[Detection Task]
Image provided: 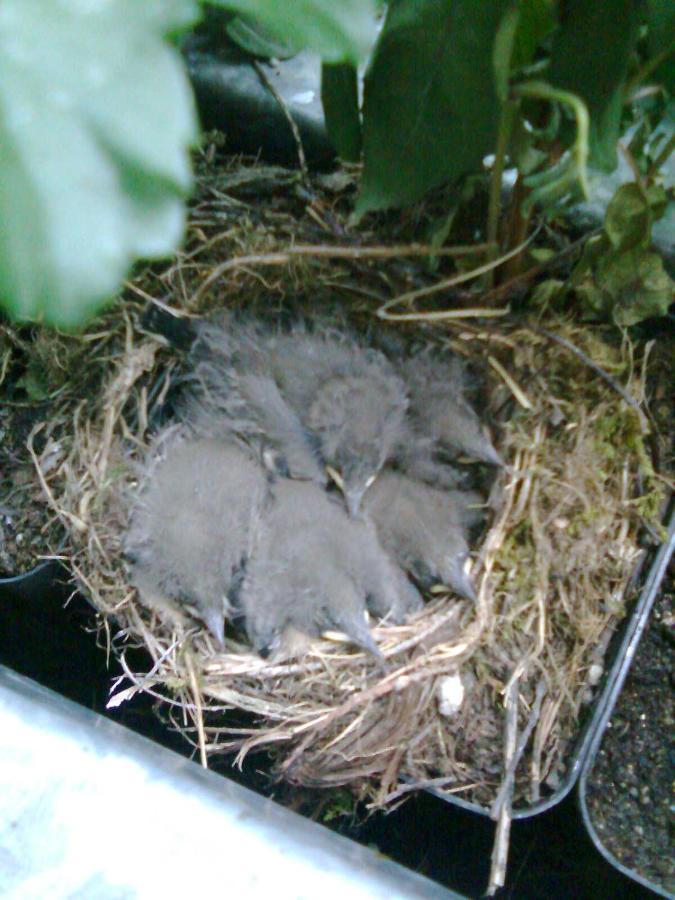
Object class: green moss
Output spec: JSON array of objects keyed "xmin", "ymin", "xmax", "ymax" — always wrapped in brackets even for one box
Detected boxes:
[{"xmin": 320, "ymin": 788, "xmax": 357, "ymax": 823}]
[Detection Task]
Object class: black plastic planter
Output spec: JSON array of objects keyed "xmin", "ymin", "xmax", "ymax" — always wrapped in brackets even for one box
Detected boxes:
[
  {"xmin": 420, "ymin": 505, "xmax": 675, "ymax": 826},
  {"xmin": 577, "ymin": 507, "xmax": 675, "ymax": 899},
  {"xmin": 182, "ymin": 36, "xmax": 335, "ymax": 169}
]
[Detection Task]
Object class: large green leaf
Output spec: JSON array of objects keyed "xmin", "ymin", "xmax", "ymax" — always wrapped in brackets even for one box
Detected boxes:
[
  {"xmin": 321, "ymin": 63, "xmax": 362, "ymax": 162},
  {"xmin": 646, "ymin": 0, "xmax": 675, "ymax": 92},
  {"xmin": 493, "ymin": 0, "xmax": 557, "ymax": 98},
  {"xmin": 548, "ymin": 0, "xmax": 641, "ymax": 171},
  {"xmin": 356, "ymin": 0, "xmax": 509, "ymax": 214},
  {"xmin": 208, "ymin": 0, "xmax": 378, "ymax": 64},
  {"xmin": 0, "ymin": 0, "xmax": 199, "ymax": 328}
]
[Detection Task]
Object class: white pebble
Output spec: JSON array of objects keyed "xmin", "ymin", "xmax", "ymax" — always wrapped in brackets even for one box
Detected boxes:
[
  {"xmin": 588, "ymin": 663, "xmax": 604, "ymax": 686},
  {"xmin": 437, "ymin": 672, "xmax": 465, "ymax": 717}
]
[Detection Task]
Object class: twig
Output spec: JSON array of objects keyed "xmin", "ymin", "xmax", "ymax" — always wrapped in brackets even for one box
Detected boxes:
[
  {"xmin": 488, "ymin": 355, "xmax": 533, "ymax": 409},
  {"xmin": 27, "ymin": 424, "xmax": 87, "ymax": 533},
  {"xmin": 487, "ymin": 675, "xmax": 521, "ymax": 895},
  {"xmin": 647, "ymin": 130, "xmax": 675, "ymax": 181},
  {"xmin": 253, "ymin": 60, "xmax": 308, "ymax": 181},
  {"xmin": 289, "ymin": 242, "xmax": 489, "ymax": 260},
  {"xmin": 190, "ymin": 244, "xmax": 488, "ymax": 308},
  {"xmin": 491, "ymin": 680, "xmax": 547, "ymax": 819},
  {"xmin": 377, "ymin": 306, "xmax": 511, "ymax": 323},
  {"xmin": 377, "ymin": 228, "xmax": 541, "ymax": 317},
  {"xmin": 377, "ymin": 774, "xmax": 459, "ymax": 805},
  {"xmin": 480, "ymin": 229, "xmax": 598, "ymax": 305},
  {"xmin": 186, "ymin": 651, "xmax": 209, "ymax": 769},
  {"xmin": 486, "ymin": 99, "xmax": 517, "ymax": 286}
]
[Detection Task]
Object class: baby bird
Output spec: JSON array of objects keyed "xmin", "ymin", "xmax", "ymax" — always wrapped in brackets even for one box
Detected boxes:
[
  {"xmin": 266, "ymin": 329, "xmax": 409, "ymax": 513},
  {"xmin": 306, "ymin": 370, "xmax": 409, "ymax": 515},
  {"xmin": 190, "ymin": 317, "xmax": 410, "ymax": 514},
  {"xmin": 240, "ymin": 478, "xmax": 422, "ymax": 659},
  {"xmin": 185, "ymin": 318, "xmax": 326, "ymax": 483},
  {"xmin": 125, "ymin": 432, "xmax": 269, "ymax": 645},
  {"xmin": 399, "ymin": 348, "xmax": 503, "ymax": 467},
  {"xmin": 362, "ymin": 471, "xmax": 484, "ymax": 601}
]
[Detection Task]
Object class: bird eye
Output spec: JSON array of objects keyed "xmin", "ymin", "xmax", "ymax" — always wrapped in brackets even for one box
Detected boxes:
[{"xmin": 326, "ymin": 465, "xmax": 345, "ymax": 491}]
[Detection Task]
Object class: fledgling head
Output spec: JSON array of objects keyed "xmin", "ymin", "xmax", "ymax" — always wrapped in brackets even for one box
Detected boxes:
[
  {"xmin": 409, "ymin": 535, "xmax": 476, "ymax": 602},
  {"xmin": 447, "ymin": 397, "xmax": 503, "ymax": 467},
  {"xmin": 308, "ymin": 372, "xmax": 408, "ymax": 516}
]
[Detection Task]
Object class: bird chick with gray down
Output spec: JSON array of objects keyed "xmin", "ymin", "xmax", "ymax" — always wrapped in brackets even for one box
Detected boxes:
[
  {"xmin": 307, "ymin": 369, "xmax": 409, "ymax": 516},
  {"xmin": 125, "ymin": 433, "xmax": 269, "ymax": 646},
  {"xmin": 362, "ymin": 471, "xmax": 484, "ymax": 601},
  {"xmin": 253, "ymin": 326, "xmax": 411, "ymax": 514},
  {"xmin": 398, "ymin": 348, "xmax": 503, "ymax": 467},
  {"xmin": 240, "ymin": 479, "xmax": 422, "ymax": 659},
  {"xmin": 265, "ymin": 327, "xmax": 383, "ymax": 409},
  {"xmin": 192, "ymin": 318, "xmax": 410, "ymax": 514},
  {"xmin": 185, "ymin": 318, "xmax": 326, "ymax": 484}
]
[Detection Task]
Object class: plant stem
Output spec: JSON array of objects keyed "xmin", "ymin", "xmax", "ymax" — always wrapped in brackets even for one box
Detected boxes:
[
  {"xmin": 513, "ymin": 81, "xmax": 590, "ymax": 199},
  {"xmin": 623, "ymin": 42, "xmax": 675, "ymax": 101},
  {"xmin": 647, "ymin": 131, "xmax": 675, "ymax": 181},
  {"xmin": 486, "ymin": 100, "xmax": 517, "ymax": 288}
]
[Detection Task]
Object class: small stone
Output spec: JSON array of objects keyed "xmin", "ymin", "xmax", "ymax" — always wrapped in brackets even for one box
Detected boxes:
[
  {"xmin": 588, "ymin": 663, "xmax": 603, "ymax": 686},
  {"xmin": 437, "ymin": 672, "xmax": 465, "ymax": 717}
]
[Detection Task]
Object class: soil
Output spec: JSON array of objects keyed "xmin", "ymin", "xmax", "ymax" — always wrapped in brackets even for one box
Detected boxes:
[
  {"xmin": 585, "ymin": 577, "xmax": 675, "ymax": 895},
  {"xmin": 0, "ymin": 400, "xmax": 59, "ymax": 578}
]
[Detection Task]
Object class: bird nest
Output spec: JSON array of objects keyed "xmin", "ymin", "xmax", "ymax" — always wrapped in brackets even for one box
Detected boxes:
[{"xmin": 22, "ymin": 152, "xmax": 666, "ymax": 820}]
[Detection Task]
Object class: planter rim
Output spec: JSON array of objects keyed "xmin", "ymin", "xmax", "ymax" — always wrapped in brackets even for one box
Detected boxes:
[{"xmin": 576, "ymin": 503, "xmax": 675, "ymax": 896}]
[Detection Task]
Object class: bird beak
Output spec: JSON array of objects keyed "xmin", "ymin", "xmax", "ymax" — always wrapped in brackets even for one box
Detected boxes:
[
  {"xmin": 326, "ymin": 465, "xmax": 345, "ymax": 491},
  {"xmin": 326, "ymin": 466, "xmax": 366, "ymax": 517},
  {"xmin": 448, "ymin": 566, "xmax": 477, "ymax": 602},
  {"xmin": 203, "ymin": 608, "xmax": 225, "ymax": 649},
  {"xmin": 480, "ymin": 443, "xmax": 504, "ymax": 467},
  {"xmin": 345, "ymin": 489, "xmax": 365, "ymax": 518}
]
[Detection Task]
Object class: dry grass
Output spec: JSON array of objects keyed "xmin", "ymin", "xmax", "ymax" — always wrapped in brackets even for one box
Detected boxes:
[{"xmin": 4, "ymin": 147, "xmax": 669, "ymax": 818}]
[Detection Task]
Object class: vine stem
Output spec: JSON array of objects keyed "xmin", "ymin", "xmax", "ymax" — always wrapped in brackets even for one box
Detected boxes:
[{"xmin": 486, "ymin": 99, "xmax": 517, "ymax": 288}]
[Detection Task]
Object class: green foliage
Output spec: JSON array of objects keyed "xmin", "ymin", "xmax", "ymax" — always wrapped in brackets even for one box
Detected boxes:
[
  {"xmin": 0, "ymin": 0, "xmax": 378, "ymax": 329},
  {"xmin": 0, "ymin": 0, "xmax": 671, "ymax": 329},
  {"xmin": 321, "ymin": 63, "xmax": 362, "ymax": 162},
  {"xmin": 493, "ymin": 0, "xmax": 557, "ymax": 100},
  {"xmin": 571, "ymin": 183, "xmax": 674, "ymax": 326},
  {"xmin": 207, "ymin": 0, "xmax": 378, "ymax": 65},
  {"xmin": 547, "ymin": 0, "xmax": 642, "ymax": 171},
  {"xmin": 224, "ymin": 14, "xmax": 300, "ymax": 58},
  {"xmin": 0, "ymin": 0, "xmax": 199, "ymax": 329},
  {"xmin": 646, "ymin": 0, "xmax": 675, "ymax": 92},
  {"xmin": 356, "ymin": 0, "xmax": 509, "ymax": 214}
]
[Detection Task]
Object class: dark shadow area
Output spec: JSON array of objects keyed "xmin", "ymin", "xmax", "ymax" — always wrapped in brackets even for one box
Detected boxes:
[{"xmin": 0, "ymin": 563, "xmax": 660, "ymax": 898}]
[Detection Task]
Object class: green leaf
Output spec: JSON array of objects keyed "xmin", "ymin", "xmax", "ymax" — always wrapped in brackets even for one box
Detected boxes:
[
  {"xmin": 207, "ymin": 0, "xmax": 378, "ymax": 64},
  {"xmin": 601, "ymin": 248, "xmax": 674, "ymax": 326},
  {"xmin": 0, "ymin": 0, "xmax": 199, "ymax": 329},
  {"xmin": 321, "ymin": 63, "xmax": 362, "ymax": 162},
  {"xmin": 509, "ymin": 0, "xmax": 557, "ymax": 72},
  {"xmin": 225, "ymin": 14, "xmax": 300, "ymax": 58},
  {"xmin": 530, "ymin": 277, "xmax": 566, "ymax": 308},
  {"xmin": 493, "ymin": 0, "xmax": 557, "ymax": 96},
  {"xmin": 548, "ymin": 0, "xmax": 641, "ymax": 171},
  {"xmin": 604, "ymin": 183, "xmax": 652, "ymax": 251},
  {"xmin": 493, "ymin": 5, "xmax": 522, "ymax": 102},
  {"xmin": 357, "ymin": 0, "xmax": 509, "ymax": 214},
  {"xmin": 572, "ymin": 184, "xmax": 674, "ymax": 326},
  {"xmin": 647, "ymin": 0, "xmax": 675, "ymax": 93}
]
